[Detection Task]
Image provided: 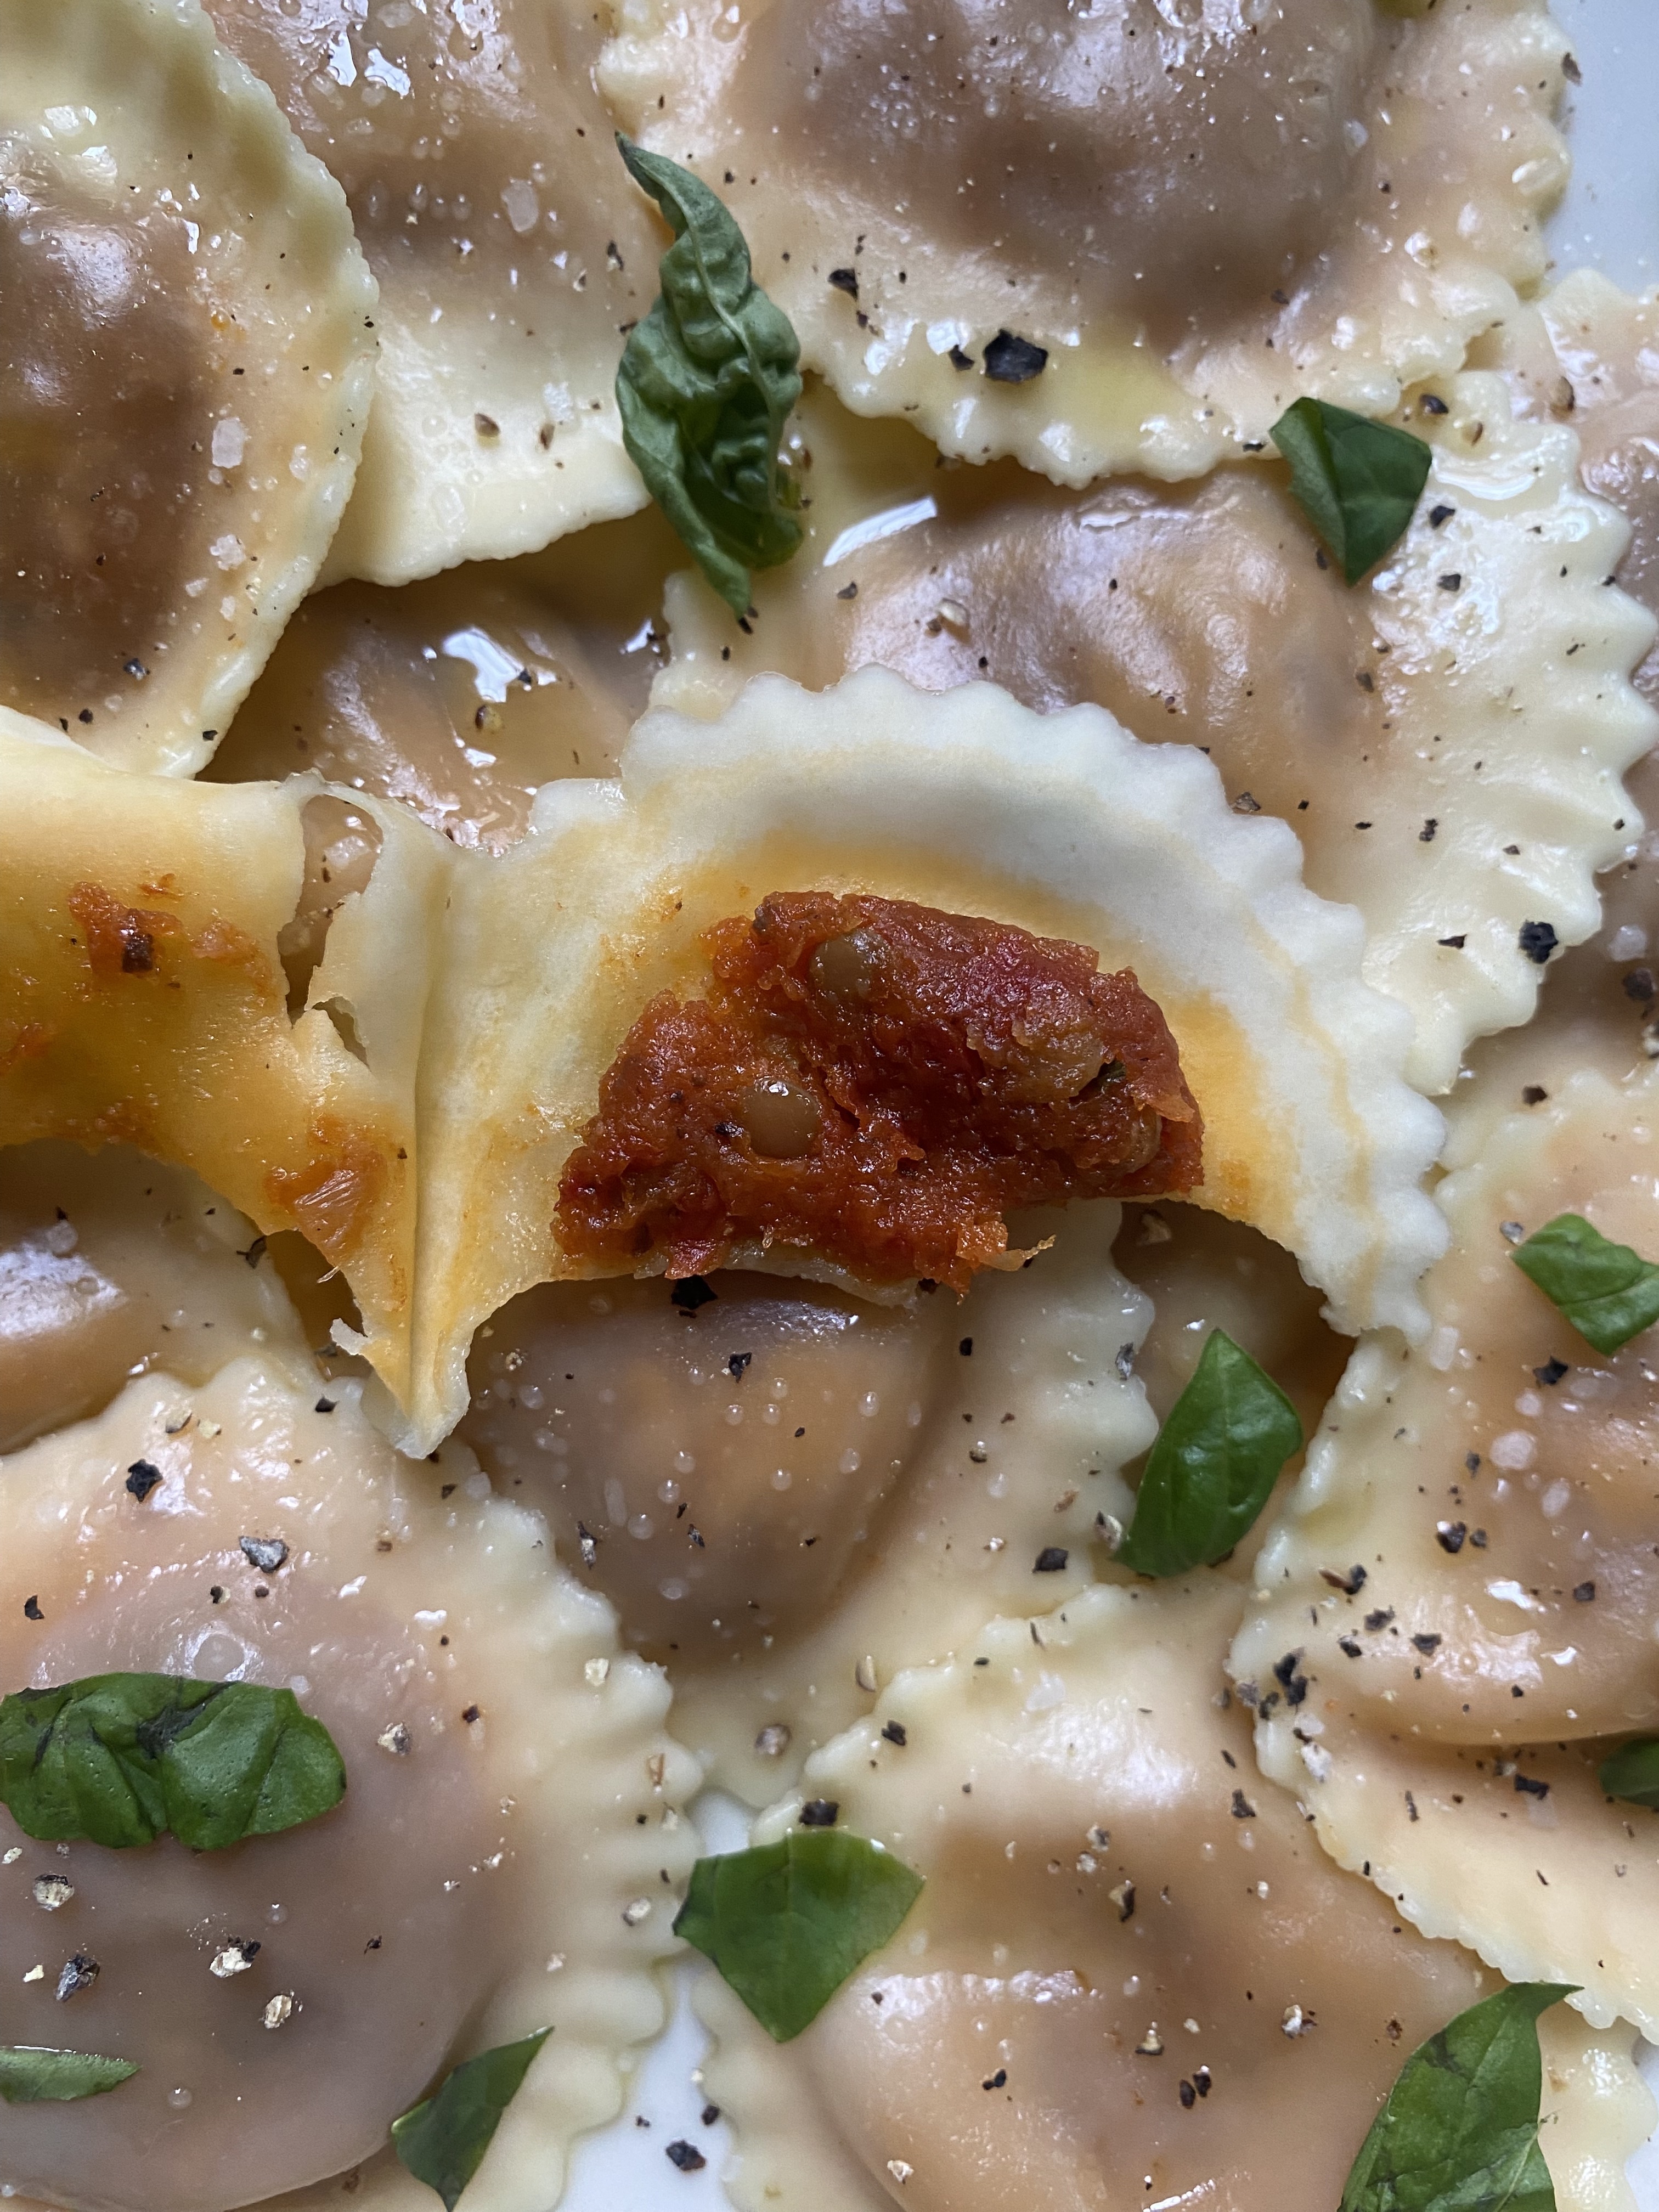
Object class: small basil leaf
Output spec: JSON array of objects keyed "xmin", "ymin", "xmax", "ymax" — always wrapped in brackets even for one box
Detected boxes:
[
  {"xmin": 0, "ymin": 2047, "xmax": 139, "ymax": 2103},
  {"xmin": 674, "ymin": 1828, "xmax": 924, "ymax": 2042},
  {"xmin": 391, "ymin": 2028, "xmax": 552, "ymax": 2211},
  {"xmin": 1511, "ymin": 1212, "xmax": 1659, "ymax": 1355},
  {"xmin": 1269, "ymin": 397, "xmax": 1433, "ymax": 585},
  {"xmin": 1340, "ymin": 1982, "xmax": 1576, "ymax": 2212},
  {"xmin": 614, "ymin": 136, "xmax": 803, "ymax": 617},
  {"xmin": 0, "ymin": 1674, "xmax": 346, "ymax": 1850},
  {"xmin": 1116, "ymin": 1329, "xmax": 1302, "ymax": 1578},
  {"xmin": 1598, "ymin": 1737, "xmax": 1659, "ymax": 1808}
]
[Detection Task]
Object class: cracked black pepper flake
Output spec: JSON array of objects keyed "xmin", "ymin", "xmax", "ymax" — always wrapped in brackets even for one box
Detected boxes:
[
  {"xmin": 1405, "ymin": 1791, "xmax": 1419, "ymax": 1822},
  {"xmin": 1573, "ymin": 1580, "xmax": 1596, "ymax": 1602},
  {"xmin": 959, "ymin": 1337, "xmax": 973, "ymax": 1357},
  {"xmin": 1429, "ymin": 503, "xmax": 1455, "ymax": 527},
  {"xmin": 461, "ymin": 1705, "xmax": 481, "ymax": 1724},
  {"xmin": 981, "ymin": 2068, "xmax": 1007, "ymax": 2090},
  {"xmin": 1318, "ymin": 1564, "xmax": 1366, "ymax": 1594},
  {"xmin": 836, "ymin": 581, "xmax": 858, "ymax": 600},
  {"xmin": 1034, "ymin": 1547, "xmax": 1069, "ymax": 1573},
  {"xmin": 881, "ymin": 1720, "xmax": 908, "ymax": 1747},
  {"xmin": 1194, "ymin": 2066, "xmax": 1211, "ymax": 2097},
  {"xmin": 1438, "ymin": 934, "xmax": 1466, "ymax": 949},
  {"xmin": 1437, "ymin": 572, "xmax": 1462, "ymax": 591},
  {"xmin": 701, "ymin": 2103, "xmax": 720, "ymax": 2126},
  {"xmin": 240, "ymin": 1537, "xmax": 289, "ymax": 1573},
  {"xmin": 1521, "ymin": 1085, "xmax": 1548, "ymax": 1105},
  {"xmin": 1514, "ymin": 1773, "xmax": 1550, "ymax": 1799},
  {"xmin": 314, "ymin": 1397, "xmax": 336, "ymax": 1414},
  {"xmin": 827, "ymin": 267, "xmax": 857, "ymax": 300},
  {"xmin": 1338, "ymin": 1636, "xmax": 1362, "ymax": 1658},
  {"xmin": 799, "ymin": 1799, "xmax": 839, "ymax": 1827},
  {"xmin": 982, "ymin": 329, "xmax": 1047, "ymax": 383},
  {"xmin": 948, "ymin": 344, "xmax": 974, "ymax": 370},
  {"xmin": 1420, "ymin": 394, "xmax": 1449, "ymax": 416},
  {"xmin": 727, "ymin": 1351, "xmax": 753, "ymax": 1379},
  {"xmin": 239, "ymin": 1234, "xmax": 267, "ymax": 1269},
  {"xmin": 1533, "ymin": 1358, "xmax": 1568, "ymax": 1386},
  {"xmin": 670, "ymin": 1276, "xmax": 718, "ymax": 1313},
  {"xmin": 55, "ymin": 1954, "xmax": 99, "ymax": 2001},
  {"xmin": 23, "ymin": 1596, "xmax": 44, "ymax": 1621},
  {"xmin": 125, "ymin": 1461, "xmax": 163, "ymax": 1502},
  {"xmin": 1180, "ymin": 2079, "xmax": 1197, "ymax": 2109},
  {"xmin": 577, "ymin": 1522, "xmax": 599, "ymax": 1567},
  {"xmin": 1231, "ymin": 1789, "xmax": 1256, "ymax": 1820},
  {"xmin": 1518, "ymin": 920, "xmax": 1558, "ymax": 965},
  {"xmin": 1623, "ymin": 968, "xmax": 1656, "ymax": 1004},
  {"xmin": 665, "ymin": 2141, "xmax": 706, "ymax": 2172},
  {"xmin": 1411, "ymin": 1633, "xmax": 1442, "ymax": 1655},
  {"xmin": 1435, "ymin": 1521, "xmax": 1467, "ymax": 1554},
  {"xmin": 1272, "ymin": 1652, "xmax": 1308, "ymax": 1707}
]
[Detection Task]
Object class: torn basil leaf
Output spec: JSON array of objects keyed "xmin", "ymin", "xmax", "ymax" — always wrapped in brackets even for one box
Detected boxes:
[
  {"xmin": 0, "ymin": 2047, "xmax": 139, "ymax": 2104},
  {"xmin": 1340, "ymin": 1982, "xmax": 1574, "ymax": 2212},
  {"xmin": 675, "ymin": 1827, "xmax": 924, "ymax": 2042},
  {"xmin": 391, "ymin": 2028, "xmax": 552, "ymax": 2210},
  {"xmin": 614, "ymin": 137, "xmax": 802, "ymax": 618},
  {"xmin": 0, "ymin": 1674, "xmax": 346, "ymax": 1850},
  {"xmin": 1598, "ymin": 1737, "xmax": 1659, "ymax": 1808},
  {"xmin": 1116, "ymin": 1329, "xmax": 1302, "ymax": 1578},
  {"xmin": 1511, "ymin": 1212, "xmax": 1659, "ymax": 1355},
  {"xmin": 1269, "ymin": 398, "xmax": 1432, "ymax": 585}
]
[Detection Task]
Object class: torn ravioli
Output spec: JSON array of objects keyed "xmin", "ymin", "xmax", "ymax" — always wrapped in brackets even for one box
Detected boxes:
[
  {"xmin": 0, "ymin": 1141, "xmax": 313, "ymax": 1454},
  {"xmin": 0, "ymin": 1355, "xmax": 697, "ymax": 2212},
  {"xmin": 0, "ymin": 708, "xmax": 447, "ymax": 1416},
  {"xmin": 697, "ymin": 1581, "xmax": 1644, "ymax": 2212},
  {"xmin": 0, "ymin": 0, "xmax": 376, "ymax": 777},
  {"xmin": 203, "ymin": 0, "xmax": 656, "ymax": 586},
  {"xmin": 410, "ymin": 666, "xmax": 1445, "ymax": 1454},
  {"xmin": 462, "ymin": 1200, "xmax": 1152, "ymax": 1800},
  {"xmin": 601, "ymin": 0, "xmax": 1566, "ymax": 486},
  {"xmin": 1234, "ymin": 1060, "xmax": 1659, "ymax": 2031},
  {"xmin": 206, "ymin": 510, "xmax": 684, "ymax": 850},
  {"xmin": 658, "ymin": 377, "xmax": 1656, "ymax": 1096}
]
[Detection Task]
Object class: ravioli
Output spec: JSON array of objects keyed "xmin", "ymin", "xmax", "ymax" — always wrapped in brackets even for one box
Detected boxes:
[
  {"xmin": 602, "ymin": 0, "xmax": 1567, "ymax": 486},
  {"xmin": 0, "ymin": 0, "xmax": 376, "ymax": 776},
  {"xmin": 464, "ymin": 1199, "xmax": 1154, "ymax": 1799},
  {"xmin": 0, "ymin": 1141, "xmax": 310, "ymax": 1454},
  {"xmin": 693, "ymin": 1581, "xmax": 1650, "ymax": 2212},
  {"xmin": 658, "ymin": 377, "xmax": 1656, "ymax": 1093},
  {"xmin": 1233, "ymin": 1060, "xmax": 1659, "ymax": 2034},
  {"xmin": 205, "ymin": 514, "xmax": 683, "ymax": 849},
  {"xmin": 0, "ymin": 1354, "xmax": 697, "ymax": 2212},
  {"xmin": 0, "ymin": 709, "xmax": 447, "ymax": 1417},
  {"xmin": 1459, "ymin": 272, "xmax": 1659, "ymax": 1098},
  {"xmin": 413, "ymin": 666, "xmax": 1446, "ymax": 1452},
  {"xmin": 202, "ymin": 0, "xmax": 658, "ymax": 585}
]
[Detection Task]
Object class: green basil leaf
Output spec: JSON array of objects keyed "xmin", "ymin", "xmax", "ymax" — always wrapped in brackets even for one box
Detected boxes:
[
  {"xmin": 614, "ymin": 136, "xmax": 803, "ymax": 617},
  {"xmin": 0, "ymin": 2047, "xmax": 139, "ymax": 2103},
  {"xmin": 1598, "ymin": 1737, "xmax": 1659, "ymax": 1808},
  {"xmin": 1269, "ymin": 398, "xmax": 1433, "ymax": 585},
  {"xmin": 1511, "ymin": 1212, "xmax": 1659, "ymax": 1355},
  {"xmin": 674, "ymin": 1827, "xmax": 924, "ymax": 2042},
  {"xmin": 391, "ymin": 2028, "xmax": 552, "ymax": 2210},
  {"xmin": 1340, "ymin": 1982, "xmax": 1576, "ymax": 2212},
  {"xmin": 1116, "ymin": 1329, "xmax": 1302, "ymax": 1578},
  {"xmin": 0, "ymin": 1674, "xmax": 346, "ymax": 1850}
]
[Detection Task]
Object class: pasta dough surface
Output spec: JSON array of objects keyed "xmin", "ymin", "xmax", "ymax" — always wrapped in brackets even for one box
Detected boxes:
[
  {"xmin": 205, "ymin": 0, "xmax": 656, "ymax": 583},
  {"xmin": 0, "ymin": 0, "xmax": 376, "ymax": 775},
  {"xmin": 603, "ymin": 0, "xmax": 1567, "ymax": 484}
]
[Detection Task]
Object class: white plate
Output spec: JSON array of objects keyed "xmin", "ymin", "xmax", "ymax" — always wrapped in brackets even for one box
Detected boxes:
[{"xmin": 559, "ymin": 8, "xmax": 1659, "ymax": 2203}]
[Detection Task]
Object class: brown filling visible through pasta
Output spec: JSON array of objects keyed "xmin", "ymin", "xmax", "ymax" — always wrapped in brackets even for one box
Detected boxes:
[{"xmin": 556, "ymin": 891, "xmax": 1201, "ymax": 1289}]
